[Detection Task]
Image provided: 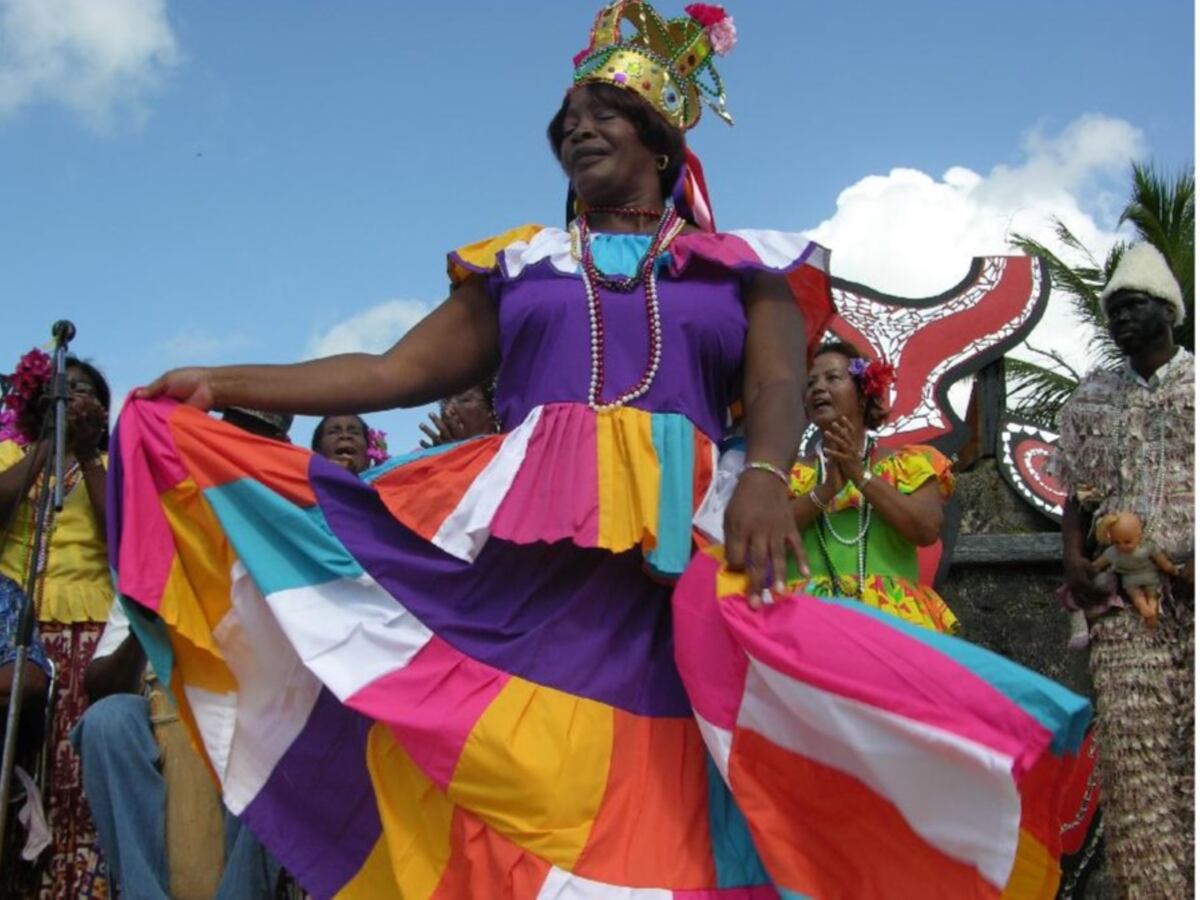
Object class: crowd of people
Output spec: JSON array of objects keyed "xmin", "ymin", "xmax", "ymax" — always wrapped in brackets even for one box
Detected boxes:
[{"xmin": 0, "ymin": 2, "xmax": 1192, "ymax": 898}]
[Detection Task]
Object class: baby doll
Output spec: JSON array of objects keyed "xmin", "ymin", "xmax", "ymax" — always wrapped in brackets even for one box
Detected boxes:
[{"xmin": 1091, "ymin": 511, "xmax": 1179, "ymax": 631}]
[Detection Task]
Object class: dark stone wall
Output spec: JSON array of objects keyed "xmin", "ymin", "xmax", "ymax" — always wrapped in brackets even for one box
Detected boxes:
[{"xmin": 940, "ymin": 460, "xmax": 1092, "ymax": 696}]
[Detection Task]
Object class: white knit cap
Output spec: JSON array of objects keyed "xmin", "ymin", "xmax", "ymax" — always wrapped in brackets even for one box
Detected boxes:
[{"xmin": 1099, "ymin": 242, "xmax": 1185, "ymax": 325}]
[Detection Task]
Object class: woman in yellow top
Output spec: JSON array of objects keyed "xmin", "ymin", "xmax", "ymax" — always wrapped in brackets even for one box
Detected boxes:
[
  {"xmin": 0, "ymin": 351, "xmax": 112, "ymax": 899},
  {"xmin": 787, "ymin": 341, "xmax": 959, "ymax": 634}
]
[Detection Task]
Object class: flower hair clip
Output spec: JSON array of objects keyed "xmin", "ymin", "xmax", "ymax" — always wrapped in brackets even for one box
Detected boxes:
[
  {"xmin": 366, "ymin": 428, "xmax": 389, "ymax": 465},
  {"xmin": 847, "ymin": 357, "xmax": 896, "ymax": 400},
  {"xmin": 1, "ymin": 348, "xmax": 53, "ymax": 446}
]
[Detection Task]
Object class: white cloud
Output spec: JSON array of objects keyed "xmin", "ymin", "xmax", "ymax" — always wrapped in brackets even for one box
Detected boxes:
[
  {"xmin": 0, "ymin": 0, "xmax": 180, "ymax": 130},
  {"xmin": 156, "ymin": 326, "xmax": 255, "ymax": 362},
  {"xmin": 805, "ymin": 114, "xmax": 1144, "ymax": 378},
  {"xmin": 306, "ymin": 299, "xmax": 435, "ymax": 359}
]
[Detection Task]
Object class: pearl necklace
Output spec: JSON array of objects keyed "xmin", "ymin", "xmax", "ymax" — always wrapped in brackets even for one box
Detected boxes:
[
  {"xmin": 813, "ymin": 437, "xmax": 875, "ymax": 599},
  {"xmin": 572, "ymin": 202, "xmax": 684, "ymax": 412}
]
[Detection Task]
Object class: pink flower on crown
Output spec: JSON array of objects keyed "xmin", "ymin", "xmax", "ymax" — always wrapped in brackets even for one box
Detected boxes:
[{"xmin": 707, "ymin": 16, "xmax": 736, "ymax": 55}]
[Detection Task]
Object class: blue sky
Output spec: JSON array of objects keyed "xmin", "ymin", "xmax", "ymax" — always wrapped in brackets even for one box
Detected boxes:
[{"xmin": 0, "ymin": 0, "xmax": 1193, "ymax": 449}]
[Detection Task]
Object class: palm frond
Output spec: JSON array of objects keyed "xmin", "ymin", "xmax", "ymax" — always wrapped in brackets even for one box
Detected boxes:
[
  {"xmin": 1004, "ymin": 355, "xmax": 1080, "ymax": 429},
  {"xmin": 1011, "ymin": 230, "xmax": 1117, "ymax": 361}
]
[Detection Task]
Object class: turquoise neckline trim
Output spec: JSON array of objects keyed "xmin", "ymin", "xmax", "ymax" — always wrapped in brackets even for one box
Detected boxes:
[{"xmin": 588, "ymin": 233, "xmax": 669, "ymax": 278}]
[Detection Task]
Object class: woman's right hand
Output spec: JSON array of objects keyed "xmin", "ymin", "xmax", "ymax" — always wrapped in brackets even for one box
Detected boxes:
[
  {"xmin": 818, "ymin": 447, "xmax": 845, "ymax": 501},
  {"xmin": 814, "ymin": 429, "xmax": 846, "ymax": 505},
  {"xmin": 67, "ymin": 394, "xmax": 108, "ymax": 462},
  {"xmin": 136, "ymin": 367, "xmax": 216, "ymax": 410}
]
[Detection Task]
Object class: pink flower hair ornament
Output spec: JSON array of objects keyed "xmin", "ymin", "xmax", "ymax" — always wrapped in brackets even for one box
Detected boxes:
[
  {"xmin": 366, "ymin": 427, "xmax": 389, "ymax": 465},
  {"xmin": 0, "ymin": 348, "xmax": 53, "ymax": 446}
]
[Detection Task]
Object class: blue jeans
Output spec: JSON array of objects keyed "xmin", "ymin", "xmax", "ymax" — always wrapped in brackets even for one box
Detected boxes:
[{"xmin": 70, "ymin": 694, "xmax": 280, "ymax": 899}]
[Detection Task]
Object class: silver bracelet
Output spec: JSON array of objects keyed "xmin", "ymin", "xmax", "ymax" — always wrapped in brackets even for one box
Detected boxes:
[
  {"xmin": 859, "ymin": 469, "xmax": 874, "ymax": 488},
  {"xmin": 744, "ymin": 460, "xmax": 794, "ymax": 495}
]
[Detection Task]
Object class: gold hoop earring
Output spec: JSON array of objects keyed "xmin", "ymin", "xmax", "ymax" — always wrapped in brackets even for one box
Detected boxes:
[{"xmin": 656, "ymin": 155, "xmax": 669, "ymax": 171}]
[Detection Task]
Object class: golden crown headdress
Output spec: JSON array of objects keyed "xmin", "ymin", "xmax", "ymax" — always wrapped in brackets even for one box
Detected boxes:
[{"xmin": 572, "ymin": 2, "xmax": 736, "ymax": 131}]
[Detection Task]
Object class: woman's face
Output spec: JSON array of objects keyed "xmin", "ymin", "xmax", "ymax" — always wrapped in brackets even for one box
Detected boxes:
[
  {"xmin": 558, "ymin": 87, "xmax": 659, "ymax": 206},
  {"xmin": 318, "ymin": 416, "xmax": 369, "ymax": 474},
  {"xmin": 66, "ymin": 365, "xmax": 99, "ymax": 400},
  {"xmin": 805, "ymin": 353, "xmax": 865, "ymax": 430},
  {"xmin": 442, "ymin": 388, "xmax": 494, "ymax": 439}
]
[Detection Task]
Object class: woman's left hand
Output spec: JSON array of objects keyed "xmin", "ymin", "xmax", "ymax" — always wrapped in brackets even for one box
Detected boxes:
[{"xmin": 724, "ymin": 469, "xmax": 808, "ymax": 609}]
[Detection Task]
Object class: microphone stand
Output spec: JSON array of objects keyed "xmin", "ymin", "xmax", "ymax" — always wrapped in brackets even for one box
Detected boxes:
[{"xmin": 0, "ymin": 320, "xmax": 75, "ymax": 855}]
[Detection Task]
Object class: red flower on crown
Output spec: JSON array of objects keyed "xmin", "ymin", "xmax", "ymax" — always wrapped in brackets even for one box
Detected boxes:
[{"xmin": 684, "ymin": 3, "xmax": 728, "ymax": 27}]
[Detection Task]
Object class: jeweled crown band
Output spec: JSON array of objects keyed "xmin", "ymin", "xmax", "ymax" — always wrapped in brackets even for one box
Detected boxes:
[{"xmin": 572, "ymin": 1, "xmax": 735, "ymax": 132}]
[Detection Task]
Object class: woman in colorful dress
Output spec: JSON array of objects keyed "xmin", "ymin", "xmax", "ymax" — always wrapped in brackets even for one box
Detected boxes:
[
  {"xmin": 116, "ymin": 3, "xmax": 1089, "ymax": 897},
  {"xmin": 787, "ymin": 340, "xmax": 959, "ymax": 632},
  {"xmin": 0, "ymin": 352, "xmax": 112, "ymax": 898}
]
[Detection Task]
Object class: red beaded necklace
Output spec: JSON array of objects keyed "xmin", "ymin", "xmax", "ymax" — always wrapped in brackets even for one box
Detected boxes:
[
  {"xmin": 586, "ymin": 206, "xmax": 665, "ymax": 219},
  {"xmin": 573, "ymin": 202, "xmax": 684, "ymax": 411}
]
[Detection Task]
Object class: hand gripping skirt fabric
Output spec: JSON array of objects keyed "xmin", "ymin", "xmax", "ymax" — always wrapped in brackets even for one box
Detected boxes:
[{"xmin": 676, "ymin": 547, "xmax": 1092, "ymax": 900}]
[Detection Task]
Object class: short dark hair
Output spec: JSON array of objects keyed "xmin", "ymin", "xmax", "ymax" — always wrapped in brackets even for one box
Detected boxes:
[
  {"xmin": 310, "ymin": 414, "xmax": 369, "ymax": 452},
  {"xmin": 66, "ymin": 357, "xmax": 111, "ymax": 414},
  {"xmin": 547, "ymin": 83, "xmax": 686, "ymax": 202},
  {"xmin": 814, "ymin": 340, "xmax": 889, "ymax": 430}
]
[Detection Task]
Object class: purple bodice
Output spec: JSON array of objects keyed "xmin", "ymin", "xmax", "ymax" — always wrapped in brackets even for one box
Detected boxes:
[{"xmin": 491, "ymin": 254, "xmax": 746, "ymax": 443}]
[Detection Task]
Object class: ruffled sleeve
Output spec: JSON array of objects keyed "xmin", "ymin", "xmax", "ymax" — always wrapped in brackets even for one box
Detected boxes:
[
  {"xmin": 446, "ymin": 224, "xmax": 546, "ymax": 287},
  {"xmin": 669, "ymin": 230, "xmax": 834, "ymax": 357},
  {"xmin": 880, "ymin": 445, "xmax": 955, "ymax": 499}
]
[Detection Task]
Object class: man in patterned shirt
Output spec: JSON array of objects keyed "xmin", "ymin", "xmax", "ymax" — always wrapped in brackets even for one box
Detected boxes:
[{"xmin": 1054, "ymin": 242, "xmax": 1193, "ymax": 895}]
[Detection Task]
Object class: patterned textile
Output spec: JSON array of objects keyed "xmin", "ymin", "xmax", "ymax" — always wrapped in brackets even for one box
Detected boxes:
[
  {"xmin": 1052, "ymin": 351, "xmax": 1194, "ymax": 559},
  {"xmin": 0, "ymin": 573, "xmax": 51, "ymax": 675},
  {"xmin": 1054, "ymin": 350, "xmax": 1194, "ymax": 895},
  {"xmin": 788, "ymin": 444, "xmax": 960, "ymax": 633},
  {"xmin": 1088, "ymin": 600, "xmax": 1191, "ymax": 897},
  {"xmin": 1, "ymin": 622, "xmax": 108, "ymax": 899}
]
